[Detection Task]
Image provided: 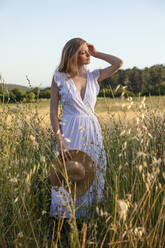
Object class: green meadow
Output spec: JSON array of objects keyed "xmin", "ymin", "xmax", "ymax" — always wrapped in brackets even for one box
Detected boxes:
[{"xmin": 0, "ymin": 96, "xmax": 165, "ymax": 247}]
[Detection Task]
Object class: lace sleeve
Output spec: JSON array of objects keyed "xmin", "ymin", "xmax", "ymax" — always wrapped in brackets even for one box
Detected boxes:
[
  {"xmin": 53, "ymin": 71, "xmax": 62, "ymax": 88},
  {"xmin": 91, "ymin": 69, "xmax": 100, "ymax": 96}
]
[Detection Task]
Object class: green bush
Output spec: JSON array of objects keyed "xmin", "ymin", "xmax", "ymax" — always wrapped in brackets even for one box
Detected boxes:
[
  {"xmin": 31, "ymin": 87, "xmax": 40, "ymax": 99},
  {"xmin": 153, "ymin": 82, "xmax": 165, "ymax": 95},
  {"xmin": 25, "ymin": 92, "xmax": 36, "ymax": 102},
  {"xmin": 39, "ymin": 89, "xmax": 51, "ymax": 99},
  {"xmin": 8, "ymin": 91, "xmax": 17, "ymax": 103},
  {"xmin": 142, "ymin": 82, "xmax": 165, "ymax": 96},
  {"xmin": 11, "ymin": 88, "xmax": 26, "ymax": 102}
]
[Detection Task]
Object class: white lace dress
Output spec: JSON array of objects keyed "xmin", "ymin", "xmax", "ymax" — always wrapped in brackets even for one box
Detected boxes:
[{"xmin": 50, "ymin": 69, "xmax": 107, "ymax": 218}]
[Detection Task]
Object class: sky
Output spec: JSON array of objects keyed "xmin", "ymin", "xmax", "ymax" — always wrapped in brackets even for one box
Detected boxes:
[{"xmin": 0, "ymin": 0, "xmax": 165, "ymax": 88}]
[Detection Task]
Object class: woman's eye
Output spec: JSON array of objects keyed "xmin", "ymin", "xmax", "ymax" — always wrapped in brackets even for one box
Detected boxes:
[{"xmin": 79, "ymin": 50, "xmax": 89, "ymax": 56}]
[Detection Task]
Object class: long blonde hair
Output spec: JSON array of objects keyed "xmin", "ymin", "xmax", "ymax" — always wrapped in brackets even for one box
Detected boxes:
[{"xmin": 57, "ymin": 38, "xmax": 86, "ymax": 77}]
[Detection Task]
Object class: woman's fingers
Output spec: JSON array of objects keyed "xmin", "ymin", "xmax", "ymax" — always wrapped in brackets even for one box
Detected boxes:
[
  {"xmin": 87, "ymin": 43, "xmax": 96, "ymax": 56},
  {"xmin": 60, "ymin": 148, "xmax": 72, "ymax": 161},
  {"xmin": 87, "ymin": 42, "xmax": 93, "ymax": 47},
  {"xmin": 87, "ymin": 45, "xmax": 94, "ymax": 52},
  {"xmin": 65, "ymin": 150, "xmax": 72, "ymax": 160}
]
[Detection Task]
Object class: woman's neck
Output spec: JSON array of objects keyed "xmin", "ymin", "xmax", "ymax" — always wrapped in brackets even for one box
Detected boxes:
[{"xmin": 77, "ymin": 66, "xmax": 86, "ymax": 76}]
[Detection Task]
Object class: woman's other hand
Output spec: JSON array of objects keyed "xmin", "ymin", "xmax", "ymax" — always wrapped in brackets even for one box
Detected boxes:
[{"xmin": 58, "ymin": 138, "xmax": 72, "ymax": 161}]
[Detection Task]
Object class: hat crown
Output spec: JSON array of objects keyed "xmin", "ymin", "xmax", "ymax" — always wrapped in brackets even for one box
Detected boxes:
[
  {"xmin": 50, "ymin": 149, "xmax": 96, "ymax": 197},
  {"xmin": 66, "ymin": 160, "xmax": 85, "ymax": 181}
]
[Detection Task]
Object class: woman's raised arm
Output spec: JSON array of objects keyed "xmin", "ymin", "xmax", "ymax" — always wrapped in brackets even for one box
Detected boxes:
[{"xmin": 87, "ymin": 43, "xmax": 123, "ymax": 82}]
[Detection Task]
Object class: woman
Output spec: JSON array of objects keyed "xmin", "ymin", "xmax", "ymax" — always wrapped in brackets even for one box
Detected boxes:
[{"xmin": 50, "ymin": 38, "xmax": 123, "ymax": 218}]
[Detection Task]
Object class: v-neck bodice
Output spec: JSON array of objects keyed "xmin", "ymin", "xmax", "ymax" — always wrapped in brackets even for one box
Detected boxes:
[
  {"xmin": 69, "ymin": 72, "xmax": 88, "ymax": 102},
  {"xmin": 53, "ymin": 69, "xmax": 100, "ymax": 117}
]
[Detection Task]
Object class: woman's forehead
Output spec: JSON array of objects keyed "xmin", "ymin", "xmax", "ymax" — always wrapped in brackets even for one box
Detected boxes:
[{"xmin": 80, "ymin": 43, "xmax": 88, "ymax": 51}]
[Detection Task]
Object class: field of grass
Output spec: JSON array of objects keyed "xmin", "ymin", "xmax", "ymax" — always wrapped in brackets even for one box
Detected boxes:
[
  {"xmin": 2, "ymin": 96, "xmax": 165, "ymax": 127},
  {"xmin": 0, "ymin": 96, "xmax": 165, "ymax": 247}
]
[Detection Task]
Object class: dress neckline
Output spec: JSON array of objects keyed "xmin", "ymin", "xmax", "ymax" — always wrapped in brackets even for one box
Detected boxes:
[{"xmin": 65, "ymin": 72, "xmax": 88, "ymax": 103}]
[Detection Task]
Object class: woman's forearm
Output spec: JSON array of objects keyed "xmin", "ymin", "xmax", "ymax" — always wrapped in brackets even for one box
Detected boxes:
[
  {"xmin": 50, "ymin": 114, "xmax": 63, "ymax": 143},
  {"xmin": 94, "ymin": 51, "xmax": 123, "ymax": 67}
]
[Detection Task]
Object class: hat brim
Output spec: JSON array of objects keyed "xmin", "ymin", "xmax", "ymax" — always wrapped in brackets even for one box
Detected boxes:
[{"xmin": 50, "ymin": 149, "xmax": 96, "ymax": 197}]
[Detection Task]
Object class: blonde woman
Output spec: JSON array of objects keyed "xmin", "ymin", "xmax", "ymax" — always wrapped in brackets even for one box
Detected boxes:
[{"xmin": 50, "ymin": 38, "xmax": 123, "ymax": 218}]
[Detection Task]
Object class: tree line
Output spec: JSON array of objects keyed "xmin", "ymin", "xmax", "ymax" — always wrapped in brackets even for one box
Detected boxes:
[
  {"xmin": 99, "ymin": 64, "xmax": 165, "ymax": 97},
  {"xmin": 0, "ymin": 86, "xmax": 51, "ymax": 103},
  {"xmin": 0, "ymin": 64, "xmax": 165, "ymax": 103}
]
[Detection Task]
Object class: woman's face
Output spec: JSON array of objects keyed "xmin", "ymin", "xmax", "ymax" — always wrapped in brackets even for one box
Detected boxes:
[{"xmin": 77, "ymin": 43, "xmax": 90, "ymax": 66}]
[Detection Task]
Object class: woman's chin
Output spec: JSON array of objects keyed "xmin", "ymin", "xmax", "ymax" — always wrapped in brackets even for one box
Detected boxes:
[{"xmin": 81, "ymin": 60, "xmax": 90, "ymax": 66}]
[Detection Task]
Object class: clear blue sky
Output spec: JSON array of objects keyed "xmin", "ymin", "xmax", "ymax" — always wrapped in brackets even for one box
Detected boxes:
[{"xmin": 0, "ymin": 0, "xmax": 165, "ymax": 88}]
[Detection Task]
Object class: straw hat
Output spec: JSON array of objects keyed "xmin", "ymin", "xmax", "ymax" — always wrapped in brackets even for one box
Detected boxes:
[{"xmin": 50, "ymin": 149, "xmax": 96, "ymax": 197}]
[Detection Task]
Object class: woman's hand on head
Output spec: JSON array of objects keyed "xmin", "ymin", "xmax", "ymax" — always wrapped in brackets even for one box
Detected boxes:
[{"xmin": 87, "ymin": 43, "xmax": 97, "ymax": 57}]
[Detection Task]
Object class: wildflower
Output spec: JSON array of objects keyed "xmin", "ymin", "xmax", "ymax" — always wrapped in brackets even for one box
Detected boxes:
[
  {"xmin": 147, "ymin": 132, "xmax": 152, "ymax": 139},
  {"xmin": 40, "ymin": 156, "xmax": 46, "ymax": 163},
  {"xmin": 127, "ymin": 128, "xmax": 131, "ymax": 135},
  {"xmin": 14, "ymin": 197, "xmax": 18, "ymax": 203},
  {"xmin": 143, "ymin": 161, "xmax": 147, "ymax": 167},
  {"xmin": 126, "ymin": 194, "xmax": 132, "ymax": 202},
  {"xmin": 29, "ymin": 134, "xmax": 39, "ymax": 149},
  {"xmin": 117, "ymin": 199, "xmax": 130, "ymax": 222},
  {"xmin": 127, "ymin": 96, "xmax": 131, "ymax": 101},
  {"xmin": 122, "ymin": 141, "xmax": 127, "ymax": 151},
  {"xmin": 138, "ymin": 164, "xmax": 143, "ymax": 173},
  {"xmin": 79, "ymin": 125, "xmax": 85, "ymax": 132},
  {"xmin": 121, "ymin": 104, "xmax": 126, "ymax": 109},
  {"xmin": 26, "ymin": 172, "xmax": 32, "ymax": 185},
  {"xmin": 56, "ymin": 129, "xmax": 60, "ymax": 134},
  {"xmin": 17, "ymin": 232, "xmax": 23, "ymax": 238},
  {"xmin": 10, "ymin": 177, "xmax": 18, "ymax": 183},
  {"xmin": 120, "ymin": 130, "xmax": 126, "ymax": 136},
  {"xmin": 42, "ymin": 210, "xmax": 47, "ymax": 215},
  {"xmin": 59, "ymin": 121, "xmax": 65, "ymax": 125},
  {"xmin": 29, "ymin": 134, "xmax": 35, "ymax": 142},
  {"xmin": 122, "ymin": 228, "xmax": 133, "ymax": 238},
  {"xmin": 96, "ymin": 206, "xmax": 104, "ymax": 216},
  {"xmin": 136, "ymin": 152, "xmax": 147, "ymax": 158},
  {"xmin": 153, "ymin": 157, "xmax": 161, "ymax": 165},
  {"xmin": 136, "ymin": 117, "xmax": 140, "ymax": 125},
  {"xmin": 142, "ymin": 96, "xmax": 146, "ymax": 104},
  {"xmin": 134, "ymin": 227, "xmax": 145, "ymax": 239},
  {"xmin": 64, "ymin": 137, "xmax": 71, "ymax": 142},
  {"xmin": 115, "ymin": 84, "xmax": 121, "ymax": 92},
  {"xmin": 127, "ymin": 101, "xmax": 134, "ymax": 110},
  {"xmin": 96, "ymin": 206, "xmax": 100, "ymax": 215},
  {"xmin": 110, "ymin": 223, "xmax": 117, "ymax": 232}
]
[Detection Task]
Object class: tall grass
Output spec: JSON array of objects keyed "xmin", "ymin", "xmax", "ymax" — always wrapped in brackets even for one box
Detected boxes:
[{"xmin": 0, "ymin": 95, "xmax": 165, "ymax": 247}]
